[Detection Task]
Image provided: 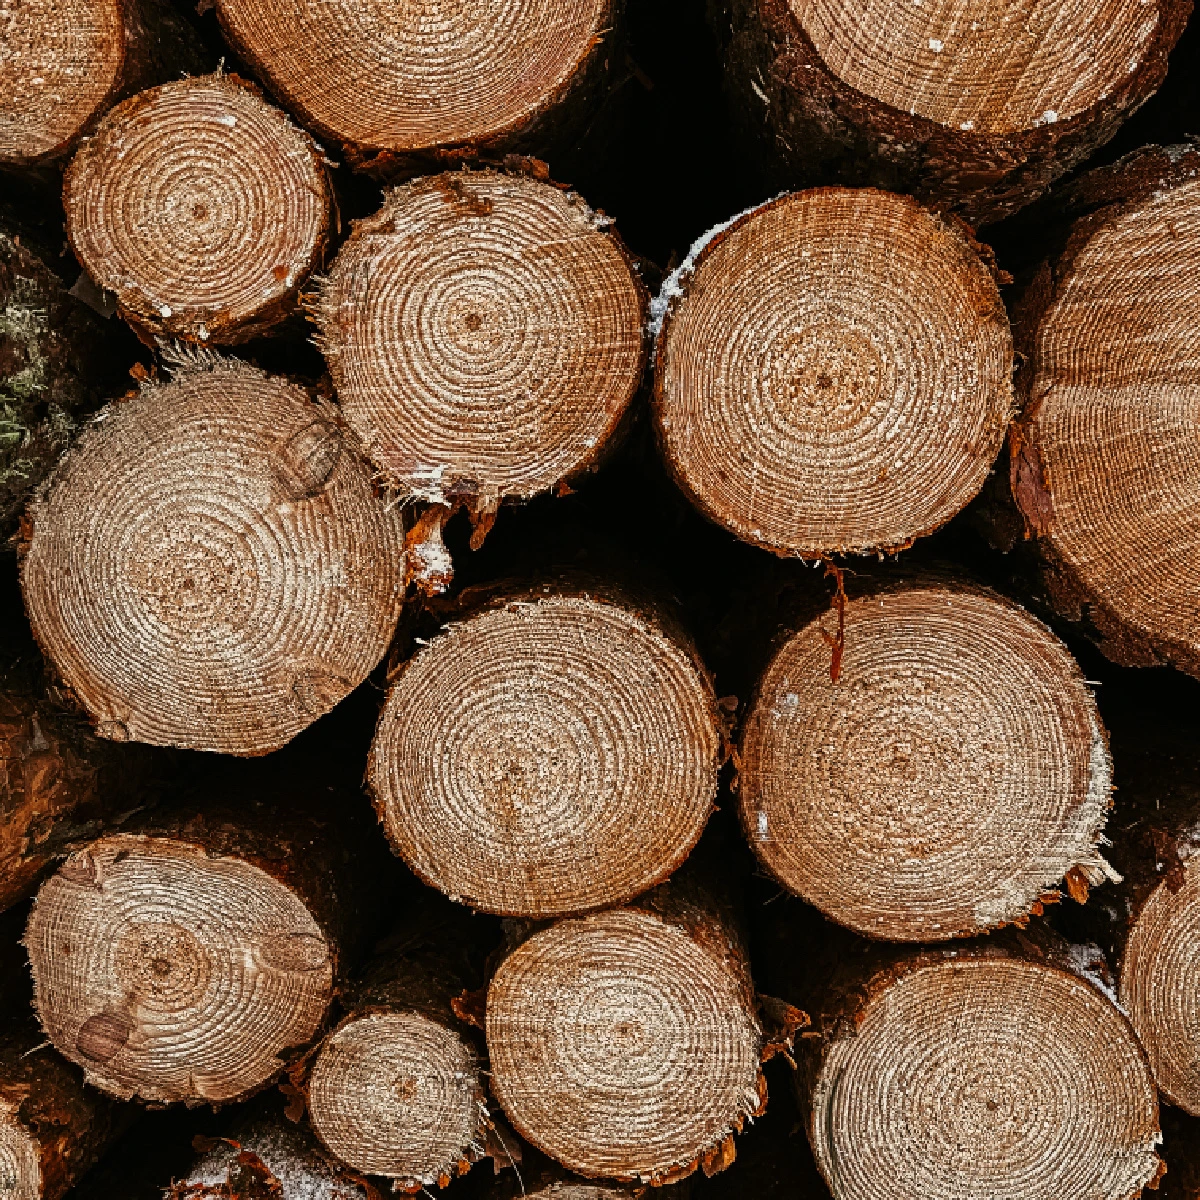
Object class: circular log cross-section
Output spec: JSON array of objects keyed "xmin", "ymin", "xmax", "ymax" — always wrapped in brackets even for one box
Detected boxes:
[
  {"xmin": 1121, "ymin": 855, "xmax": 1200, "ymax": 1115},
  {"xmin": 65, "ymin": 75, "xmax": 330, "ymax": 345},
  {"xmin": 214, "ymin": 0, "xmax": 614, "ymax": 164},
  {"xmin": 1012, "ymin": 148, "xmax": 1200, "ymax": 678},
  {"xmin": 807, "ymin": 955, "xmax": 1162, "ymax": 1200},
  {"xmin": 20, "ymin": 354, "xmax": 404, "ymax": 755},
  {"xmin": 740, "ymin": 585, "xmax": 1113, "ymax": 941},
  {"xmin": 308, "ymin": 1011, "xmax": 483, "ymax": 1185},
  {"xmin": 487, "ymin": 908, "xmax": 762, "ymax": 1180},
  {"xmin": 318, "ymin": 172, "xmax": 647, "ymax": 516},
  {"xmin": 0, "ymin": 1116, "xmax": 37, "ymax": 1200},
  {"xmin": 25, "ymin": 835, "xmax": 335, "ymax": 1104},
  {"xmin": 654, "ymin": 189, "xmax": 1013, "ymax": 557},
  {"xmin": 370, "ymin": 592, "xmax": 720, "ymax": 917}
]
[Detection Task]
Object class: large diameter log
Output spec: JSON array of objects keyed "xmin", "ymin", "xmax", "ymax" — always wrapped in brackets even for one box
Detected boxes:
[
  {"xmin": 652, "ymin": 189, "xmax": 1013, "ymax": 558},
  {"xmin": 317, "ymin": 171, "xmax": 647, "ymax": 532},
  {"xmin": 369, "ymin": 584, "xmax": 721, "ymax": 917},
  {"xmin": 64, "ymin": 74, "xmax": 330, "ymax": 346},
  {"xmin": 739, "ymin": 581, "xmax": 1115, "ymax": 941},
  {"xmin": 1, "ymin": 0, "xmax": 207, "ymax": 168},
  {"xmin": 800, "ymin": 935, "xmax": 1162, "ymax": 1200},
  {"xmin": 1010, "ymin": 145, "xmax": 1200, "ymax": 679},
  {"xmin": 486, "ymin": 877, "xmax": 765, "ymax": 1182},
  {"xmin": 20, "ymin": 352, "xmax": 405, "ymax": 754},
  {"xmin": 714, "ymin": 0, "xmax": 1190, "ymax": 226},
  {"xmin": 213, "ymin": 0, "xmax": 620, "ymax": 172},
  {"xmin": 23, "ymin": 795, "xmax": 376, "ymax": 1104}
]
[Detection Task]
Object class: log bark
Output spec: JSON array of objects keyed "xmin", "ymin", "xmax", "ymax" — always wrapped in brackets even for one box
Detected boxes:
[
  {"xmin": 792, "ymin": 924, "xmax": 1163, "ymax": 1200},
  {"xmin": 738, "ymin": 577, "xmax": 1116, "ymax": 941},
  {"xmin": 712, "ymin": 0, "xmax": 1191, "ymax": 226},
  {"xmin": 0, "ymin": 0, "xmax": 207, "ymax": 168},
  {"xmin": 0, "ymin": 221, "xmax": 130, "ymax": 542},
  {"xmin": 19, "ymin": 351, "xmax": 405, "ymax": 755},
  {"xmin": 316, "ymin": 168, "xmax": 647, "ymax": 538},
  {"xmin": 369, "ymin": 579, "xmax": 721, "ymax": 918},
  {"xmin": 213, "ymin": 0, "xmax": 624, "ymax": 174},
  {"xmin": 651, "ymin": 188, "xmax": 1013, "ymax": 558},
  {"xmin": 485, "ymin": 863, "xmax": 773, "ymax": 1183},
  {"xmin": 63, "ymin": 74, "xmax": 331, "ymax": 346},
  {"xmin": 23, "ymin": 790, "xmax": 384, "ymax": 1105},
  {"xmin": 1009, "ymin": 144, "xmax": 1200, "ymax": 679}
]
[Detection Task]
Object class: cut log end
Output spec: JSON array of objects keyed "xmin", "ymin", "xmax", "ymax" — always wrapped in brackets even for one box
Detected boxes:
[
  {"xmin": 0, "ymin": 0, "xmax": 124, "ymax": 164},
  {"xmin": 64, "ymin": 74, "xmax": 329, "ymax": 345},
  {"xmin": 214, "ymin": 0, "xmax": 612, "ymax": 157},
  {"xmin": 654, "ymin": 189, "xmax": 1013, "ymax": 557},
  {"xmin": 319, "ymin": 171, "xmax": 647, "ymax": 507},
  {"xmin": 486, "ymin": 908, "xmax": 762, "ymax": 1181},
  {"xmin": 809, "ymin": 957, "xmax": 1161, "ymax": 1200},
  {"xmin": 791, "ymin": 0, "xmax": 1165, "ymax": 136},
  {"xmin": 26, "ymin": 835, "xmax": 335, "ymax": 1104},
  {"xmin": 0, "ymin": 1111, "xmax": 39, "ymax": 1200},
  {"xmin": 370, "ymin": 593, "xmax": 720, "ymax": 917},
  {"xmin": 1121, "ymin": 855, "xmax": 1200, "ymax": 1116},
  {"xmin": 740, "ymin": 585, "xmax": 1112, "ymax": 941},
  {"xmin": 308, "ymin": 1010, "xmax": 484, "ymax": 1184},
  {"xmin": 20, "ymin": 354, "xmax": 404, "ymax": 755}
]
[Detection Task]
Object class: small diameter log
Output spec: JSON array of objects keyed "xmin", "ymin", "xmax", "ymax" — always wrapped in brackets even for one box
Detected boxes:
[
  {"xmin": 213, "ymin": 0, "xmax": 620, "ymax": 171},
  {"xmin": 800, "ymin": 934, "xmax": 1162, "ymax": 1200},
  {"xmin": 652, "ymin": 189, "xmax": 1013, "ymax": 558},
  {"xmin": 24, "ymin": 797, "xmax": 372, "ymax": 1104},
  {"xmin": 486, "ymin": 876, "xmax": 766, "ymax": 1182},
  {"xmin": 305, "ymin": 939, "xmax": 488, "ymax": 1188},
  {"xmin": 369, "ymin": 584, "xmax": 721, "ymax": 917},
  {"xmin": 739, "ymin": 580, "xmax": 1115, "ymax": 941},
  {"xmin": 1, "ymin": 0, "xmax": 206, "ymax": 168},
  {"xmin": 0, "ymin": 223, "xmax": 128, "ymax": 540},
  {"xmin": 64, "ymin": 74, "xmax": 330, "ymax": 346},
  {"xmin": 317, "ymin": 170, "xmax": 647, "ymax": 533},
  {"xmin": 714, "ymin": 0, "xmax": 1189, "ymax": 226},
  {"xmin": 1011, "ymin": 145, "xmax": 1200, "ymax": 679},
  {"xmin": 20, "ymin": 352, "xmax": 405, "ymax": 755}
]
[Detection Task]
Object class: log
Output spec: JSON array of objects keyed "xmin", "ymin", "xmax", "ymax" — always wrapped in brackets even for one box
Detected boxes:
[
  {"xmin": 795, "ymin": 928, "xmax": 1163, "ymax": 1200},
  {"xmin": 316, "ymin": 169, "xmax": 647, "ymax": 537},
  {"xmin": 0, "ymin": 220, "xmax": 130, "ymax": 541},
  {"xmin": 369, "ymin": 581, "xmax": 721, "ymax": 917},
  {"xmin": 213, "ymin": 0, "xmax": 622, "ymax": 173},
  {"xmin": 739, "ymin": 578, "xmax": 1116, "ymax": 941},
  {"xmin": 0, "ymin": 0, "xmax": 207, "ymax": 168},
  {"xmin": 485, "ymin": 867, "xmax": 767, "ymax": 1183},
  {"xmin": 63, "ymin": 74, "xmax": 331, "ymax": 346},
  {"xmin": 712, "ymin": 0, "xmax": 1191, "ymax": 226},
  {"xmin": 652, "ymin": 188, "xmax": 1013, "ymax": 558},
  {"xmin": 19, "ymin": 351, "xmax": 405, "ymax": 755},
  {"xmin": 1009, "ymin": 144, "xmax": 1200, "ymax": 679},
  {"xmin": 23, "ymin": 791, "xmax": 381, "ymax": 1104}
]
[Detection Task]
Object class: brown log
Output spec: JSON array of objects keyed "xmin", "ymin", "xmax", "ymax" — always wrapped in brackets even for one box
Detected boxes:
[
  {"xmin": 316, "ymin": 169, "xmax": 647, "ymax": 537},
  {"xmin": 23, "ymin": 791, "xmax": 382, "ymax": 1105},
  {"xmin": 0, "ymin": 221, "xmax": 130, "ymax": 541},
  {"xmin": 794, "ymin": 925, "xmax": 1162, "ymax": 1200},
  {"xmin": 19, "ymin": 351, "xmax": 405, "ymax": 755},
  {"xmin": 1009, "ymin": 144, "xmax": 1200, "ymax": 679},
  {"xmin": 369, "ymin": 580, "xmax": 721, "ymax": 918},
  {"xmin": 485, "ymin": 867, "xmax": 771, "ymax": 1183},
  {"xmin": 63, "ymin": 74, "xmax": 331, "ymax": 346},
  {"xmin": 738, "ymin": 577, "xmax": 1116, "ymax": 941},
  {"xmin": 0, "ymin": 0, "xmax": 207, "ymax": 169},
  {"xmin": 652, "ymin": 188, "xmax": 1013, "ymax": 558},
  {"xmin": 212, "ymin": 0, "xmax": 623, "ymax": 173},
  {"xmin": 712, "ymin": 0, "xmax": 1190, "ymax": 226}
]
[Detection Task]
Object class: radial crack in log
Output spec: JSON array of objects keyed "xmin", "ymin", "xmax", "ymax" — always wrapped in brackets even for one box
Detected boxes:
[{"xmin": 652, "ymin": 189, "xmax": 1013, "ymax": 558}]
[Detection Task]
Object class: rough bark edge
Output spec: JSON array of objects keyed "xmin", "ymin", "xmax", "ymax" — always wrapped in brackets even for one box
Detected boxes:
[{"xmin": 713, "ymin": 0, "xmax": 1191, "ymax": 227}]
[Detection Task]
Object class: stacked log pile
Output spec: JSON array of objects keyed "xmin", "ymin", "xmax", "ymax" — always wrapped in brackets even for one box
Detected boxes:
[{"xmin": 1, "ymin": 2, "xmax": 1200, "ymax": 1199}]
